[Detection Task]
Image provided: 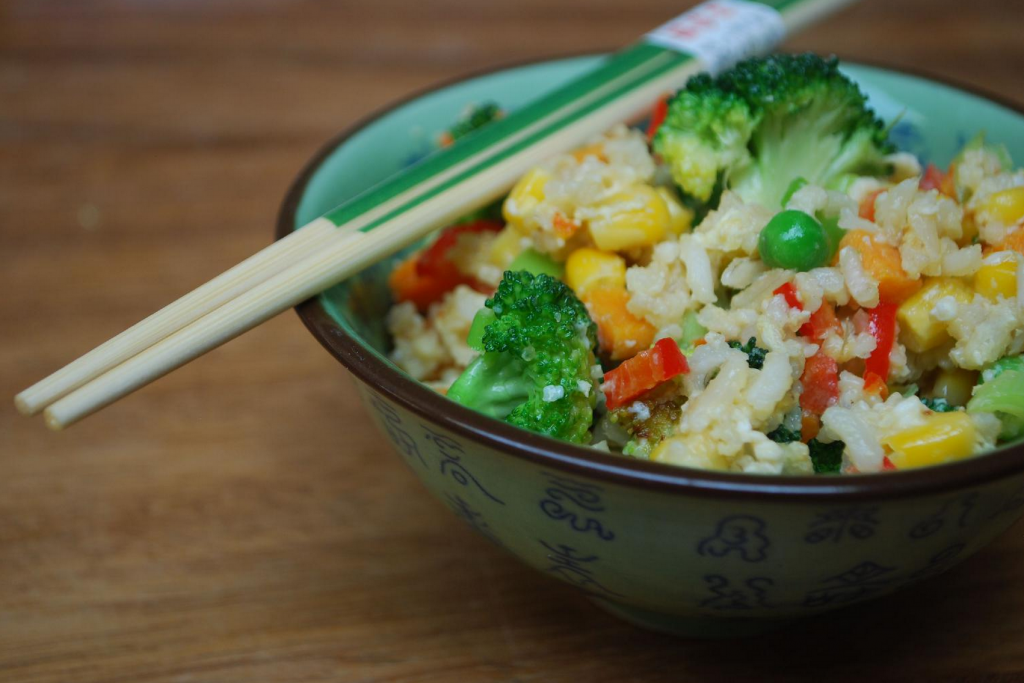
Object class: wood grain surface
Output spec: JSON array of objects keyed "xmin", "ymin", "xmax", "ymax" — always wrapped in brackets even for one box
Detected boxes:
[{"xmin": 3, "ymin": 1, "xmax": 1023, "ymax": 681}]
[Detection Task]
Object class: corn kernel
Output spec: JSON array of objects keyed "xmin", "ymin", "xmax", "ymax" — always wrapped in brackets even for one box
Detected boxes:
[
  {"xmin": 503, "ymin": 168, "xmax": 551, "ymax": 230},
  {"xmin": 929, "ymin": 367, "xmax": 978, "ymax": 407},
  {"xmin": 885, "ymin": 412, "xmax": 975, "ymax": 469},
  {"xmin": 984, "ymin": 187, "xmax": 1024, "ymax": 227},
  {"xmin": 488, "ymin": 225, "xmax": 526, "ymax": 269},
  {"xmin": 588, "ymin": 185, "xmax": 670, "ymax": 251},
  {"xmin": 651, "ymin": 433, "xmax": 731, "ymax": 470},
  {"xmin": 896, "ymin": 277, "xmax": 973, "ymax": 353},
  {"xmin": 974, "ymin": 258, "xmax": 1017, "ymax": 299},
  {"xmin": 655, "ymin": 187, "xmax": 694, "ymax": 236},
  {"xmin": 565, "ymin": 248, "xmax": 627, "ymax": 296}
]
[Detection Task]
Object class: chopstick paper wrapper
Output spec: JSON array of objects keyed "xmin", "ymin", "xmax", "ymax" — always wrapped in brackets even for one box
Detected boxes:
[{"xmin": 17, "ymin": 0, "xmax": 855, "ymax": 428}]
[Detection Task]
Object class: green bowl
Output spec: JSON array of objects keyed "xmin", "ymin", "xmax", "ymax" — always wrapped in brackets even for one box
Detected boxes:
[{"xmin": 277, "ymin": 55, "xmax": 1024, "ymax": 636}]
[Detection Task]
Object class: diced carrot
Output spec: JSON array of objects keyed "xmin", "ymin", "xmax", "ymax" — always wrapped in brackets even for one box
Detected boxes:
[
  {"xmin": 583, "ymin": 286, "xmax": 656, "ymax": 361},
  {"xmin": 602, "ymin": 337, "xmax": 688, "ymax": 410},
  {"xmin": 801, "ymin": 411, "xmax": 821, "ymax": 443},
  {"xmin": 553, "ymin": 212, "xmax": 582, "ymax": 239},
  {"xmin": 839, "ymin": 230, "xmax": 922, "ymax": 304},
  {"xmin": 800, "ymin": 351, "xmax": 840, "ymax": 415},
  {"xmin": 859, "ymin": 188, "xmax": 885, "ymax": 222}
]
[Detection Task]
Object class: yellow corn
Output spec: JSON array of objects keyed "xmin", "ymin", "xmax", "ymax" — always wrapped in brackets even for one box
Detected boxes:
[
  {"xmin": 974, "ymin": 258, "xmax": 1017, "ymax": 300},
  {"xmin": 984, "ymin": 187, "xmax": 1024, "ymax": 227},
  {"xmin": 885, "ymin": 412, "xmax": 976, "ymax": 470},
  {"xmin": 651, "ymin": 434, "xmax": 731, "ymax": 470},
  {"xmin": 488, "ymin": 225, "xmax": 526, "ymax": 269},
  {"xmin": 503, "ymin": 168, "xmax": 551, "ymax": 230},
  {"xmin": 656, "ymin": 187, "xmax": 694, "ymax": 236},
  {"xmin": 565, "ymin": 247, "xmax": 627, "ymax": 296},
  {"xmin": 929, "ymin": 367, "xmax": 978, "ymax": 407},
  {"xmin": 588, "ymin": 185, "xmax": 671, "ymax": 251},
  {"xmin": 896, "ymin": 277, "xmax": 974, "ymax": 353}
]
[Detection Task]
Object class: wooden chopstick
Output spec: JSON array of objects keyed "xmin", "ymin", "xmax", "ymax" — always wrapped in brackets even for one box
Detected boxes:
[
  {"xmin": 16, "ymin": 35, "xmax": 682, "ymax": 419},
  {"xmin": 14, "ymin": 218, "xmax": 339, "ymax": 416},
  {"xmin": 20, "ymin": 0, "xmax": 856, "ymax": 429}
]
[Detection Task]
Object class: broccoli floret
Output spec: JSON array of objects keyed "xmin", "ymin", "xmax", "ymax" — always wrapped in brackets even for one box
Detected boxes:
[
  {"xmin": 444, "ymin": 102, "xmax": 503, "ymax": 144},
  {"xmin": 654, "ymin": 54, "xmax": 893, "ymax": 208},
  {"xmin": 921, "ymin": 396, "xmax": 956, "ymax": 413},
  {"xmin": 609, "ymin": 386, "xmax": 683, "ymax": 458},
  {"xmin": 447, "ymin": 271, "xmax": 598, "ymax": 443},
  {"xmin": 808, "ymin": 438, "xmax": 844, "ymax": 474},
  {"xmin": 766, "ymin": 424, "xmax": 801, "ymax": 443},
  {"xmin": 728, "ymin": 337, "xmax": 768, "ymax": 370}
]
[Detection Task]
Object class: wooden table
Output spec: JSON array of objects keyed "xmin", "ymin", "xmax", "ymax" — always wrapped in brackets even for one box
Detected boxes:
[{"xmin": 3, "ymin": 1, "xmax": 1022, "ymax": 680}]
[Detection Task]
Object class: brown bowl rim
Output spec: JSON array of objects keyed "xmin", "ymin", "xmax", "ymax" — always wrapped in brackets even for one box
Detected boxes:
[{"xmin": 276, "ymin": 52, "xmax": 1024, "ymax": 501}]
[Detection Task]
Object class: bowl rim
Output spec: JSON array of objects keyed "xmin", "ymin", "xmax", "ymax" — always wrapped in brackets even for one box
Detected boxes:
[{"xmin": 277, "ymin": 52, "xmax": 1024, "ymax": 501}]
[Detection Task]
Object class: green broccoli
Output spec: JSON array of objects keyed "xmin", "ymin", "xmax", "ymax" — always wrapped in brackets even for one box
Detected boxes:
[
  {"xmin": 443, "ymin": 102, "xmax": 503, "ymax": 144},
  {"xmin": 808, "ymin": 438, "xmax": 845, "ymax": 474},
  {"xmin": 609, "ymin": 386, "xmax": 683, "ymax": 458},
  {"xmin": 728, "ymin": 337, "xmax": 768, "ymax": 370},
  {"xmin": 447, "ymin": 271, "xmax": 598, "ymax": 443},
  {"xmin": 654, "ymin": 53, "xmax": 893, "ymax": 209},
  {"xmin": 766, "ymin": 424, "xmax": 801, "ymax": 443}
]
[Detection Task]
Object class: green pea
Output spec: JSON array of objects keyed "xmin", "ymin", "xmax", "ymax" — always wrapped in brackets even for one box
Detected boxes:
[
  {"xmin": 758, "ymin": 210, "xmax": 831, "ymax": 272},
  {"xmin": 780, "ymin": 176, "xmax": 809, "ymax": 207}
]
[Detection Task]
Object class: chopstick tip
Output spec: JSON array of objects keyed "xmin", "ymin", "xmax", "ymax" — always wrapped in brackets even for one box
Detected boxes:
[
  {"xmin": 14, "ymin": 393, "xmax": 33, "ymax": 416},
  {"xmin": 42, "ymin": 409, "xmax": 66, "ymax": 432}
]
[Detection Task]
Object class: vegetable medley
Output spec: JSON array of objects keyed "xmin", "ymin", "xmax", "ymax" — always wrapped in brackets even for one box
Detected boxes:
[{"xmin": 384, "ymin": 54, "xmax": 1024, "ymax": 475}]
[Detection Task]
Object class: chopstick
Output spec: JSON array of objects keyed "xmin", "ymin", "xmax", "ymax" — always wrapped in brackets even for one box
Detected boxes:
[{"xmin": 18, "ymin": 0, "xmax": 856, "ymax": 430}]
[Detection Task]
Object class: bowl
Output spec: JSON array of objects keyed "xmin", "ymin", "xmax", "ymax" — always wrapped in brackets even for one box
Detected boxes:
[{"xmin": 277, "ymin": 55, "xmax": 1024, "ymax": 636}]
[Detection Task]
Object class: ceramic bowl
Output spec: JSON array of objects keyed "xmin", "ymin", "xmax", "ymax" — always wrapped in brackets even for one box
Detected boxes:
[{"xmin": 277, "ymin": 55, "xmax": 1024, "ymax": 636}]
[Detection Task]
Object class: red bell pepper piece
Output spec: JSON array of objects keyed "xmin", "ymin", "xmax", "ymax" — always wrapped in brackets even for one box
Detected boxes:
[
  {"xmin": 919, "ymin": 163, "xmax": 945, "ymax": 192},
  {"xmin": 882, "ymin": 456, "xmax": 897, "ymax": 471},
  {"xmin": 389, "ymin": 220, "xmax": 503, "ymax": 310},
  {"xmin": 863, "ymin": 303, "xmax": 897, "ymax": 397},
  {"xmin": 388, "ymin": 255, "xmax": 467, "ymax": 311},
  {"xmin": 799, "ymin": 300, "xmax": 842, "ymax": 342},
  {"xmin": 858, "ymin": 188, "xmax": 885, "ymax": 222},
  {"xmin": 416, "ymin": 220, "xmax": 503, "ymax": 278},
  {"xmin": 800, "ymin": 350, "xmax": 840, "ymax": 415},
  {"xmin": 602, "ymin": 337, "xmax": 688, "ymax": 410},
  {"xmin": 773, "ymin": 282, "xmax": 802, "ymax": 310},
  {"xmin": 646, "ymin": 95, "xmax": 669, "ymax": 142}
]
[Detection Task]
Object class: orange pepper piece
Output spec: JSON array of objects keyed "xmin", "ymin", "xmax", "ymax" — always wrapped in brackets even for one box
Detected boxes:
[
  {"xmin": 839, "ymin": 230, "xmax": 922, "ymax": 304},
  {"xmin": 583, "ymin": 287, "xmax": 656, "ymax": 361}
]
